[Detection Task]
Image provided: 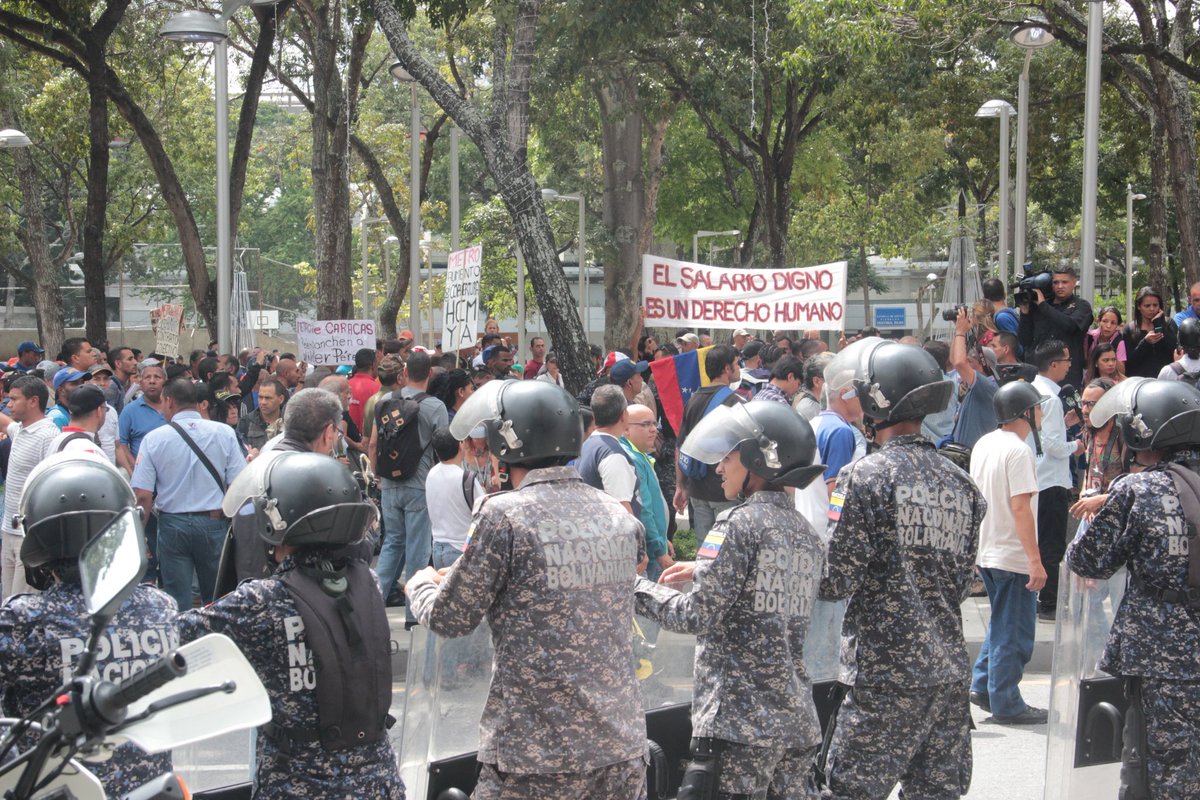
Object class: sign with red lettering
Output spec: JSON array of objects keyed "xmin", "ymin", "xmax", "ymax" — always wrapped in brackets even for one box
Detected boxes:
[
  {"xmin": 296, "ymin": 318, "xmax": 377, "ymax": 366},
  {"xmin": 641, "ymin": 256, "xmax": 848, "ymax": 330}
]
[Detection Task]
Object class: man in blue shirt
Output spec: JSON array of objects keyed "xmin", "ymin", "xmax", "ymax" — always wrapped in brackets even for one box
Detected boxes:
[
  {"xmin": 9, "ymin": 341, "xmax": 43, "ymax": 373},
  {"xmin": 1172, "ymin": 280, "xmax": 1200, "ymax": 326},
  {"xmin": 132, "ymin": 378, "xmax": 245, "ymax": 610},
  {"xmin": 46, "ymin": 368, "xmax": 90, "ymax": 430},
  {"xmin": 983, "ymin": 278, "xmax": 1019, "ymax": 335},
  {"xmin": 118, "ymin": 363, "xmax": 166, "ymax": 462},
  {"xmin": 812, "ymin": 383, "xmax": 864, "ymax": 494}
]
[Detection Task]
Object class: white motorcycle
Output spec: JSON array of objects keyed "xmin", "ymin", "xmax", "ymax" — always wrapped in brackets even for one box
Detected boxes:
[{"xmin": 0, "ymin": 508, "xmax": 270, "ymax": 800}]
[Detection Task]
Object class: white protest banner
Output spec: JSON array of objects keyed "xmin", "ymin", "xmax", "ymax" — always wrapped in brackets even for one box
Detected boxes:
[
  {"xmin": 150, "ymin": 303, "xmax": 184, "ymax": 358},
  {"xmin": 296, "ymin": 319, "xmax": 376, "ymax": 365},
  {"xmin": 642, "ymin": 255, "xmax": 848, "ymax": 331},
  {"xmin": 442, "ymin": 245, "xmax": 483, "ymax": 352}
]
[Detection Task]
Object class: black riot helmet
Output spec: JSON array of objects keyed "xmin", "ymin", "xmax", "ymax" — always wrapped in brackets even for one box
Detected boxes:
[
  {"xmin": 222, "ymin": 451, "xmax": 377, "ymax": 547},
  {"xmin": 680, "ymin": 400, "xmax": 826, "ymax": 490},
  {"xmin": 1180, "ymin": 317, "xmax": 1200, "ymax": 355},
  {"xmin": 1107, "ymin": 379, "xmax": 1200, "ymax": 452},
  {"xmin": 827, "ymin": 338, "xmax": 953, "ymax": 427},
  {"xmin": 19, "ymin": 452, "xmax": 136, "ymax": 569},
  {"xmin": 448, "ymin": 379, "xmax": 582, "ymax": 465},
  {"xmin": 993, "ymin": 380, "xmax": 1045, "ymax": 455}
]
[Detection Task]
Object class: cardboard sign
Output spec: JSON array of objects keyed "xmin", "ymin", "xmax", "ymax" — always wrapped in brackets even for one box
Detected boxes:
[
  {"xmin": 641, "ymin": 255, "xmax": 848, "ymax": 331},
  {"xmin": 296, "ymin": 319, "xmax": 376, "ymax": 365},
  {"xmin": 442, "ymin": 245, "xmax": 483, "ymax": 353},
  {"xmin": 151, "ymin": 303, "xmax": 184, "ymax": 358}
]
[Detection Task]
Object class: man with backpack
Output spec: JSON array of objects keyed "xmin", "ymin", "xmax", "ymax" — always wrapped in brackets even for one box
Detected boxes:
[
  {"xmin": 49, "ymin": 384, "xmax": 109, "ymax": 460},
  {"xmin": 1159, "ymin": 317, "xmax": 1200, "ymax": 384},
  {"xmin": 673, "ymin": 345, "xmax": 745, "ymax": 538},
  {"xmin": 370, "ymin": 348, "xmax": 448, "ymax": 605}
]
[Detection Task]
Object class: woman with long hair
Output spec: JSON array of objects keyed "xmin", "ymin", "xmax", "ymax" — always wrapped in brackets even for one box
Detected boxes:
[
  {"xmin": 1086, "ymin": 342, "xmax": 1124, "ymax": 384},
  {"xmin": 1085, "ymin": 306, "xmax": 1127, "ymax": 379},
  {"xmin": 973, "ymin": 300, "xmax": 999, "ymax": 347},
  {"xmin": 1123, "ymin": 287, "xmax": 1177, "ymax": 378},
  {"xmin": 428, "ymin": 368, "xmax": 474, "ymax": 422}
]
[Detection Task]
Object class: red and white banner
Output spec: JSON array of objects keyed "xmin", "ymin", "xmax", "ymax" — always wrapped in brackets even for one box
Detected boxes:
[{"xmin": 642, "ymin": 255, "xmax": 848, "ymax": 330}]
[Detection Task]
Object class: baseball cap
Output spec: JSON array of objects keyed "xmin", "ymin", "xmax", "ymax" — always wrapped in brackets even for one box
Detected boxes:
[
  {"xmin": 376, "ymin": 355, "xmax": 403, "ymax": 381},
  {"xmin": 37, "ymin": 360, "xmax": 61, "ymax": 381},
  {"xmin": 742, "ymin": 340, "xmax": 764, "ymax": 361},
  {"xmin": 598, "ymin": 351, "xmax": 631, "ymax": 375},
  {"xmin": 215, "ymin": 390, "xmax": 242, "ymax": 403},
  {"xmin": 17, "ymin": 341, "xmax": 44, "ymax": 355},
  {"xmin": 675, "ymin": 332, "xmax": 700, "ymax": 346},
  {"xmin": 139, "ymin": 357, "xmax": 162, "ymax": 370},
  {"xmin": 733, "ymin": 328, "xmax": 751, "ymax": 338},
  {"xmin": 52, "ymin": 367, "xmax": 91, "ymax": 391},
  {"xmin": 89, "ymin": 363, "xmax": 114, "ymax": 377},
  {"xmin": 398, "ymin": 329, "xmax": 415, "ymax": 341},
  {"xmin": 610, "ymin": 359, "xmax": 648, "ymax": 386},
  {"xmin": 335, "ymin": 364, "xmax": 353, "ymax": 375},
  {"xmin": 65, "ymin": 383, "xmax": 106, "ymax": 416},
  {"xmin": 481, "ymin": 344, "xmax": 508, "ymax": 363}
]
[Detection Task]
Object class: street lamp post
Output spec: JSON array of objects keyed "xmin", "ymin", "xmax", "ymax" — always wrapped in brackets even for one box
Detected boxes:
[
  {"xmin": 975, "ymin": 100, "xmax": 1015, "ymax": 286},
  {"xmin": 915, "ymin": 272, "xmax": 938, "ymax": 337},
  {"xmin": 160, "ymin": 0, "xmax": 280, "ymax": 355},
  {"xmin": 390, "ymin": 63, "xmax": 422, "ymax": 344},
  {"xmin": 542, "ymin": 189, "xmax": 587, "ymax": 339},
  {"xmin": 1010, "ymin": 16, "xmax": 1055, "ymax": 281},
  {"xmin": 1126, "ymin": 184, "xmax": 1147, "ymax": 320},
  {"xmin": 692, "ymin": 230, "xmax": 741, "ymax": 264},
  {"xmin": 1079, "ymin": 0, "xmax": 1105, "ymax": 303},
  {"xmin": 0, "ymin": 128, "xmax": 33, "ymax": 149}
]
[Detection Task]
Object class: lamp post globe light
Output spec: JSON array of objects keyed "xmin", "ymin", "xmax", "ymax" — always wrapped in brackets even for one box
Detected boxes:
[
  {"xmin": 159, "ymin": 0, "xmax": 281, "ymax": 354},
  {"xmin": 975, "ymin": 100, "xmax": 1015, "ymax": 287},
  {"xmin": 1010, "ymin": 15, "xmax": 1055, "ymax": 284},
  {"xmin": 390, "ymin": 62, "xmax": 423, "ymax": 345},
  {"xmin": 0, "ymin": 128, "xmax": 33, "ymax": 149}
]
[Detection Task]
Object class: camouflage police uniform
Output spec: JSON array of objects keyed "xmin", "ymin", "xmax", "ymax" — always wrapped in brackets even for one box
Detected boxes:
[
  {"xmin": 0, "ymin": 583, "xmax": 177, "ymax": 797},
  {"xmin": 178, "ymin": 557, "xmax": 405, "ymax": 800},
  {"xmin": 635, "ymin": 491, "xmax": 824, "ymax": 799},
  {"xmin": 1066, "ymin": 463, "xmax": 1200, "ymax": 799},
  {"xmin": 406, "ymin": 466, "xmax": 647, "ymax": 800},
  {"xmin": 819, "ymin": 434, "xmax": 985, "ymax": 800}
]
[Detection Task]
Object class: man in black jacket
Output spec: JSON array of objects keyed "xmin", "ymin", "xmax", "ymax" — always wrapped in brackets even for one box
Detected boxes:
[{"xmin": 1017, "ymin": 267, "xmax": 1093, "ymax": 388}]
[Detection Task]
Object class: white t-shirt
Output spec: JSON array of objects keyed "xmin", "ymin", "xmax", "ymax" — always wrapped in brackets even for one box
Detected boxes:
[
  {"xmin": 49, "ymin": 428, "xmax": 108, "ymax": 461},
  {"xmin": 1158, "ymin": 355, "xmax": 1200, "ymax": 380},
  {"xmin": 970, "ymin": 428, "xmax": 1040, "ymax": 574},
  {"xmin": 425, "ymin": 461, "xmax": 482, "ymax": 549}
]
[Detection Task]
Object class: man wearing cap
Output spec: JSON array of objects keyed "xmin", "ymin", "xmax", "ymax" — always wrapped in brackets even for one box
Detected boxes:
[
  {"xmin": 733, "ymin": 328, "xmax": 752, "ymax": 351},
  {"xmin": 49, "ymin": 384, "xmax": 109, "ymax": 460},
  {"xmin": 87, "ymin": 364, "xmax": 121, "ymax": 467},
  {"xmin": 738, "ymin": 341, "xmax": 769, "ymax": 396},
  {"xmin": 47, "ymin": 368, "xmax": 91, "ymax": 430},
  {"xmin": 10, "ymin": 341, "xmax": 44, "ymax": 373},
  {"xmin": 676, "ymin": 332, "xmax": 700, "ymax": 352},
  {"xmin": 611, "ymin": 357, "xmax": 648, "ymax": 405}
]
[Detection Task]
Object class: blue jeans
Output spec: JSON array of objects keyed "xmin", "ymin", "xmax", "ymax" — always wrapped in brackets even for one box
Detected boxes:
[
  {"xmin": 432, "ymin": 541, "xmax": 463, "ymax": 570},
  {"xmin": 376, "ymin": 483, "xmax": 432, "ymax": 598},
  {"xmin": 157, "ymin": 513, "xmax": 227, "ymax": 611},
  {"xmin": 971, "ymin": 566, "xmax": 1037, "ymax": 717},
  {"xmin": 690, "ymin": 497, "xmax": 735, "ymax": 539}
]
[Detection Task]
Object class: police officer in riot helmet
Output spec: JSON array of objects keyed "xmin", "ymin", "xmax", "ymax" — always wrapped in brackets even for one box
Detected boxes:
[
  {"xmin": 177, "ymin": 450, "xmax": 404, "ymax": 799},
  {"xmin": 994, "ymin": 380, "xmax": 1045, "ymax": 455},
  {"xmin": 407, "ymin": 380, "xmax": 648, "ymax": 799},
  {"xmin": 817, "ymin": 339, "xmax": 986, "ymax": 799},
  {"xmin": 0, "ymin": 452, "xmax": 178, "ymax": 798},
  {"xmin": 1067, "ymin": 379, "xmax": 1200, "ymax": 799},
  {"xmin": 636, "ymin": 400, "xmax": 826, "ymax": 799}
]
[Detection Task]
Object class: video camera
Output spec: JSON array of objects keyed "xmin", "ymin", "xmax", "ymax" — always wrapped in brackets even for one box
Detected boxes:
[
  {"xmin": 1013, "ymin": 271, "xmax": 1053, "ymax": 307},
  {"xmin": 941, "ymin": 304, "xmax": 969, "ymax": 322}
]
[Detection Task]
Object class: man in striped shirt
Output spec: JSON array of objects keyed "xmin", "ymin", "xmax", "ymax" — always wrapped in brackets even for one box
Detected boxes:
[{"xmin": 1, "ymin": 376, "xmax": 59, "ymax": 599}]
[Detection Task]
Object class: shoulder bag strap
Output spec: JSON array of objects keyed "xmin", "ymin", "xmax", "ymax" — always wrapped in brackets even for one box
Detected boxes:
[{"xmin": 169, "ymin": 421, "xmax": 226, "ymax": 494}]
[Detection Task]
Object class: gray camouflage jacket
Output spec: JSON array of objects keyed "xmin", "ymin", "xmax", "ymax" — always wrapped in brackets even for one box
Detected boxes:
[
  {"xmin": 635, "ymin": 491, "xmax": 823, "ymax": 747},
  {"xmin": 407, "ymin": 466, "xmax": 647, "ymax": 774}
]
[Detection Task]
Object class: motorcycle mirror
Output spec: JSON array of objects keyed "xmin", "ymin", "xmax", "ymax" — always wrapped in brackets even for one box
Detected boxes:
[{"xmin": 79, "ymin": 508, "xmax": 147, "ymax": 620}]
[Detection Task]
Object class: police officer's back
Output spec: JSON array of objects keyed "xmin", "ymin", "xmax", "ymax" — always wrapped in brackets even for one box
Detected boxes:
[
  {"xmin": 0, "ymin": 453, "xmax": 177, "ymax": 797},
  {"xmin": 636, "ymin": 400, "xmax": 827, "ymax": 799},
  {"xmin": 177, "ymin": 450, "xmax": 404, "ymax": 799},
  {"xmin": 406, "ymin": 380, "xmax": 647, "ymax": 800}
]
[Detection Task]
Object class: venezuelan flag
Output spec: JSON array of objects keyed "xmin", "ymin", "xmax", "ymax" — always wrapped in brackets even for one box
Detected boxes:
[{"xmin": 649, "ymin": 345, "xmax": 714, "ymax": 434}]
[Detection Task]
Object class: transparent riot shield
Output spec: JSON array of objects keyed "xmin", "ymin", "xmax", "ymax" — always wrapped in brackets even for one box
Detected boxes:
[{"xmin": 1044, "ymin": 552, "xmax": 1127, "ymax": 800}]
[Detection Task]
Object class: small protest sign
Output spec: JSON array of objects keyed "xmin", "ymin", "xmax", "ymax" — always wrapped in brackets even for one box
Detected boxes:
[
  {"xmin": 296, "ymin": 319, "xmax": 376, "ymax": 365},
  {"xmin": 442, "ymin": 245, "xmax": 483, "ymax": 352},
  {"xmin": 151, "ymin": 303, "xmax": 184, "ymax": 358}
]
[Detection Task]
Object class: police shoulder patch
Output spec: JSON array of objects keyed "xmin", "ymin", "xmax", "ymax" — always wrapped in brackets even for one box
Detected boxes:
[
  {"xmin": 697, "ymin": 529, "xmax": 726, "ymax": 559},
  {"xmin": 828, "ymin": 491, "xmax": 846, "ymax": 522}
]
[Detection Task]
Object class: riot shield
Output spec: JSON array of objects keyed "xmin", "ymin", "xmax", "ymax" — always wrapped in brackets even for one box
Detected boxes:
[{"xmin": 1044, "ymin": 551, "xmax": 1127, "ymax": 800}]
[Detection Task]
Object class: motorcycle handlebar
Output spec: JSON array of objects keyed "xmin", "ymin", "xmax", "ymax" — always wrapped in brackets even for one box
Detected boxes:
[{"xmin": 113, "ymin": 651, "xmax": 187, "ymax": 708}]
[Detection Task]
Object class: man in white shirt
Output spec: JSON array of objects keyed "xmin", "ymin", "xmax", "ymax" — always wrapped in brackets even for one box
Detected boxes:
[
  {"xmin": 969, "ymin": 380, "xmax": 1047, "ymax": 725},
  {"xmin": 575, "ymin": 385, "xmax": 638, "ymax": 515},
  {"xmin": 1159, "ymin": 316, "xmax": 1200, "ymax": 383},
  {"xmin": 1030, "ymin": 339, "xmax": 1086, "ymax": 621},
  {"xmin": 48, "ymin": 384, "xmax": 109, "ymax": 460},
  {"xmin": 1, "ymin": 376, "xmax": 60, "ymax": 599},
  {"xmin": 425, "ymin": 427, "xmax": 483, "ymax": 569}
]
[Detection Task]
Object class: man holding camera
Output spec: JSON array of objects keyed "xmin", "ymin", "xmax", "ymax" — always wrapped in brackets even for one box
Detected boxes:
[{"xmin": 1017, "ymin": 268, "xmax": 1093, "ymax": 389}]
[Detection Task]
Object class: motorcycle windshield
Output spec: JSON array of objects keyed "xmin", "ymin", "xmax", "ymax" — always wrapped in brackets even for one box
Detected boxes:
[
  {"xmin": 221, "ymin": 450, "xmax": 285, "ymax": 517},
  {"xmin": 448, "ymin": 380, "xmax": 507, "ymax": 441},
  {"xmin": 679, "ymin": 403, "xmax": 762, "ymax": 465},
  {"xmin": 1087, "ymin": 376, "xmax": 1151, "ymax": 429},
  {"xmin": 823, "ymin": 337, "xmax": 886, "ymax": 395}
]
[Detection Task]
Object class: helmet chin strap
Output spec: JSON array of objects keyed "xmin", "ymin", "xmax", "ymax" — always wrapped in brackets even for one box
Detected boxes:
[{"xmin": 1024, "ymin": 410, "xmax": 1043, "ymax": 456}]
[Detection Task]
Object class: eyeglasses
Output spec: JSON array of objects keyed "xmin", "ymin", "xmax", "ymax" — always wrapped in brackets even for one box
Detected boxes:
[
  {"xmin": 627, "ymin": 421, "xmax": 657, "ymax": 429},
  {"xmin": 1081, "ymin": 400, "xmax": 1097, "ymax": 408}
]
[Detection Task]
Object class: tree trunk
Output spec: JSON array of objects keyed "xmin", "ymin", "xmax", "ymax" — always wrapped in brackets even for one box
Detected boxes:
[
  {"xmin": 1147, "ymin": 111, "xmax": 1169, "ymax": 292},
  {"xmin": 229, "ymin": 4, "xmax": 284, "ymax": 237},
  {"xmin": 9, "ymin": 119, "xmax": 66, "ymax": 356},
  {"xmin": 353, "ymin": 134, "xmax": 411, "ymax": 339},
  {"xmin": 596, "ymin": 73, "xmax": 644, "ymax": 351},
  {"xmin": 637, "ymin": 111, "xmax": 672, "ymax": 257},
  {"xmin": 1149, "ymin": 52, "xmax": 1200, "ymax": 288},
  {"xmin": 82, "ymin": 68, "xmax": 110, "ymax": 346},
  {"xmin": 372, "ymin": 0, "xmax": 592, "ymax": 393}
]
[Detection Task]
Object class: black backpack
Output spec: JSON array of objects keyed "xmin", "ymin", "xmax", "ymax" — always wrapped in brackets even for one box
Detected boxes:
[
  {"xmin": 1170, "ymin": 362, "xmax": 1200, "ymax": 388},
  {"xmin": 374, "ymin": 391, "xmax": 430, "ymax": 481}
]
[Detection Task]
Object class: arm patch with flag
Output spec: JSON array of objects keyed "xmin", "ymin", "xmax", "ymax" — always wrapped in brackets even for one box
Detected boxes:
[
  {"xmin": 697, "ymin": 529, "xmax": 725, "ymax": 559},
  {"xmin": 828, "ymin": 491, "xmax": 846, "ymax": 522}
]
